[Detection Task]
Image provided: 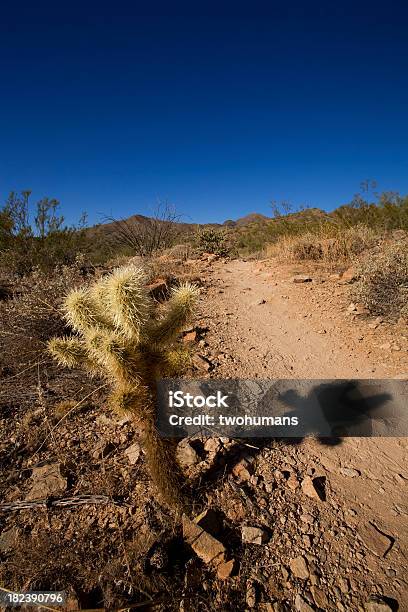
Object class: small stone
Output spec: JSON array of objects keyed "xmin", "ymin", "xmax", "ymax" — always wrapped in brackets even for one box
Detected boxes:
[
  {"xmin": 92, "ymin": 440, "xmax": 115, "ymax": 460},
  {"xmin": 232, "ymin": 458, "xmax": 252, "ymax": 482},
  {"xmin": 301, "ymin": 475, "xmax": 326, "ymax": 501},
  {"xmin": 311, "ymin": 585, "xmax": 328, "ymax": 608},
  {"xmin": 204, "ymin": 438, "xmax": 221, "ymax": 454},
  {"xmin": 302, "ymin": 535, "xmax": 312, "ymax": 548},
  {"xmin": 124, "ymin": 442, "xmax": 141, "ymax": 465},
  {"xmin": 289, "ymin": 555, "xmax": 309, "ymax": 579},
  {"xmin": 26, "ymin": 462, "xmax": 67, "ymax": 500},
  {"xmin": 300, "ymin": 513, "xmax": 314, "ymax": 524},
  {"xmin": 286, "ymin": 473, "xmax": 299, "ymax": 490},
  {"xmin": 294, "ymin": 594, "xmax": 314, "ymax": 611},
  {"xmin": 183, "ymin": 330, "xmax": 197, "ymax": 343},
  {"xmin": 358, "ymin": 523, "xmax": 394, "ymax": 557},
  {"xmin": 340, "ymin": 267, "xmax": 357, "ymax": 284},
  {"xmin": 182, "ymin": 515, "xmax": 225, "ymax": 566},
  {"xmin": 339, "ymin": 467, "xmax": 360, "ymax": 478},
  {"xmin": 192, "ymin": 354, "xmax": 211, "ymax": 372},
  {"xmin": 293, "ymin": 275, "xmax": 313, "ymax": 283},
  {"xmin": 217, "ymin": 559, "xmax": 235, "ymax": 580},
  {"xmin": 177, "ymin": 441, "xmax": 200, "ymax": 467},
  {"xmin": 242, "ymin": 526, "xmax": 269, "ymax": 545}
]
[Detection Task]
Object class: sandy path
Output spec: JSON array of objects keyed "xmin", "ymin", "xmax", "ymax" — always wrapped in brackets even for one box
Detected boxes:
[{"xmin": 195, "ymin": 257, "xmax": 408, "ymax": 607}]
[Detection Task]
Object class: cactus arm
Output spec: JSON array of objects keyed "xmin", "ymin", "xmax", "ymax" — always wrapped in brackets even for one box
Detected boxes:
[
  {"xmin": 149, "ymin": 283, "xmax": 199, "ymax": 345},
  {"xmin": 103, "ymin": 265, "xmax": 151, "ymax": 341}
]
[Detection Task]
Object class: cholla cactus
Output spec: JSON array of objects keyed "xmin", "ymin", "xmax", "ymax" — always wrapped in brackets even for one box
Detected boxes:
[{"xmin": 48, "ymin": 265, "xmax": 199, "ymax": 511}]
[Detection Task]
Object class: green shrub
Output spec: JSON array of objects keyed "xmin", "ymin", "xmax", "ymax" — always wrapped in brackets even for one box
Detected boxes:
[{"xmin": 197, "ymin": 227, "xmax": 229, "ymax": 256}]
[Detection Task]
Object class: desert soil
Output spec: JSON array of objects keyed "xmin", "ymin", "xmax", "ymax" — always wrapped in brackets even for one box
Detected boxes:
[
  {"xmin": 1, "ymin": 255, "xmax": 407, "ymax": 612},
  {"xmin": 191, "ymin": 256, "xmax": 408, "ymax": 611}
]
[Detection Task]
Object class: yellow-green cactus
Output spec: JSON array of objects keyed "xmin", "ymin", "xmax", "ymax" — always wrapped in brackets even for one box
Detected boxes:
[{"xmin": 48, "ymin": 264, "xmax": 199, "ymax": 511}]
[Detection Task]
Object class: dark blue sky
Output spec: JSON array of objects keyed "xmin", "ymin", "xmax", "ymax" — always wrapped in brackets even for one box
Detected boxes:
[{"xmin": 1, "ymin": 2, "xmax": 407, "ymax": 225}]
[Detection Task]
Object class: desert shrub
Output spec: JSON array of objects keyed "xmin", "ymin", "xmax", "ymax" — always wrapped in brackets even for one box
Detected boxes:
[
  {"xmin": 48, "ymin": 264, "xmax": 199, "ymax": 510},
  {"xmin": 0, "ymin": 260, "xmax": 89, "ymax": 368},
  {"xmin": 0, "ymin": 191, "xmax": 88, "ymax": 276},
  {"xmin": 266, "ymin": 225, "xmax": 378, "ymax": 264},
  {"xmin": 105, "ymin": 202, "xmax": 183, "ymax": 258},
  {"xmin": 163, "ymin": 243, "xmax": 194, "ymax": 261},
  {"xmin": 352, "ymin": 240, "xmax": 408, "ymax": 320},
  {"xmin": 197, "ymin": 227, "xmax": 229, "ymax": 256}
]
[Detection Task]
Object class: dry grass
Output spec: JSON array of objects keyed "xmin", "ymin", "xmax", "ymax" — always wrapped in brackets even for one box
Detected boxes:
[
  {"xmin": 266, "ymin": 225, "xmax": 378, "ymax": 265},
  {"xmin": 352, "ymin": 238, "xmax": 408, "ymax": 320}
]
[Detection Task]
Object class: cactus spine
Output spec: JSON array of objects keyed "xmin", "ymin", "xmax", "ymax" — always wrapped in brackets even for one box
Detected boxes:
[{"xmin": 48, "ymin": 265, "xmax": 199, "ymax": 511}]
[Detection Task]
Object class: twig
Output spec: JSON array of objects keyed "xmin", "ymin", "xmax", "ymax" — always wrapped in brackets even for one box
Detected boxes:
[{"xmin": 0, "ymin": 494, "xmax": 123, "ymax": 513}]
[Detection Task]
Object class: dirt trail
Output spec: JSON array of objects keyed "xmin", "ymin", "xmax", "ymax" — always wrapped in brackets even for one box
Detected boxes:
[
  {"xmin": 195, "ymin": 257, "xmax": 408, "ymax": 608},
  {"xmin": 201, "ymin": 258, "xmax": 406, "ymax": 379}
]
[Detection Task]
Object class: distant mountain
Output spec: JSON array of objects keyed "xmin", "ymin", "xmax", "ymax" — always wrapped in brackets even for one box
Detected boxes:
[{"xmin": 223, "ymin": 213, "xmax": 271, "ymax": 227}]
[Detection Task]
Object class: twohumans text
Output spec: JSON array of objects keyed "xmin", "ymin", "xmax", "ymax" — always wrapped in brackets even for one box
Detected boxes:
[{"xmin": 168, "ymin": 414, "xmax": 299, "ymax": 426}]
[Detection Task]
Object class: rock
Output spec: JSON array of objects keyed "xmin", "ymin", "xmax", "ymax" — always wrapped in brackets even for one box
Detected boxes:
[
  {"xmin": 124, "ymin": 442, "xmax": 141, "ymax": 465},
  {"xmin": 347, "ymin": 301, "xmax": 369, "ymax": 315},
  {"xmin": 183, "ymin": 330, "xmax": 197, "ymax": 343},
  {"xmin": 368, "ymin": 316, "xmax": 383, "ymax": 329},
  {"xmin": 286, "ymin": 473, "xmax": 299, "ymax": 491},
  {"xmin": 293, "ymin": 275, "xmax": 312, "ymax": 283},
  {"xmin": 301, "ymin": 475, "xmax": 326, "ymax": 501},
  {"xmin": 329, "ymin": 273, "xmax": 342, "ymax": 281},
  {"xmin": 217, "ymin": 559, "xmax": 235, "ymax": 580},
  {"xmin": 92, "ymin": 440, "xmax": 115, "ymax": 459},
  {"xmin": 26, "ymin": 462, "xmax": 67, "ymax": 500},
  {"xmin": 311, "ymin": 585, "xmax": 328, "ymax": 608},
  {"xmin": 204, "ymin": 438, "xmax": 221, "ymax": 454},
  {"xmin": 294, "ymin": 594, "xmax": 314, "ymax": 611},
  {"xmin": 232, "ymin": 458, "xmax": 252, "ymax": 482},
  {"xmin": 192, "ymin": 354, "xmax": 212, "ymax": 372},
  {"xmin": 339, "ymin": 267, "xmax": 358, "ymax": 284},
  {"xmin": 242, "ymin": 526, "xmax": 269, "ymax": 545},
  {"xmin": 339, "ymin": 467, "xmax": 360, "ymax": 478},
  {"xmin": 358, "ymin": 523, "xmax": 394, "ymax": 557},
  {"xmin": 177, "ymin": 441, "xmax": 201, "ymax": 467},
  {"xmin": 147, "ymin": 279, "xmax": 168, "ymax": 301},
  {"xmin": 300, "ymin": 513, "xmax": 314, "ymax": 524},
  {"xmin": 182, "ymin": 515, "xmax": 226, "ymax": 566},
  {"xmin": 289, "ymin": 555, "xmax": 309, "ymax": 579},
  {"xmin": 364, "ymin": 597, "xmax": 394, "ymax": 611}
]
